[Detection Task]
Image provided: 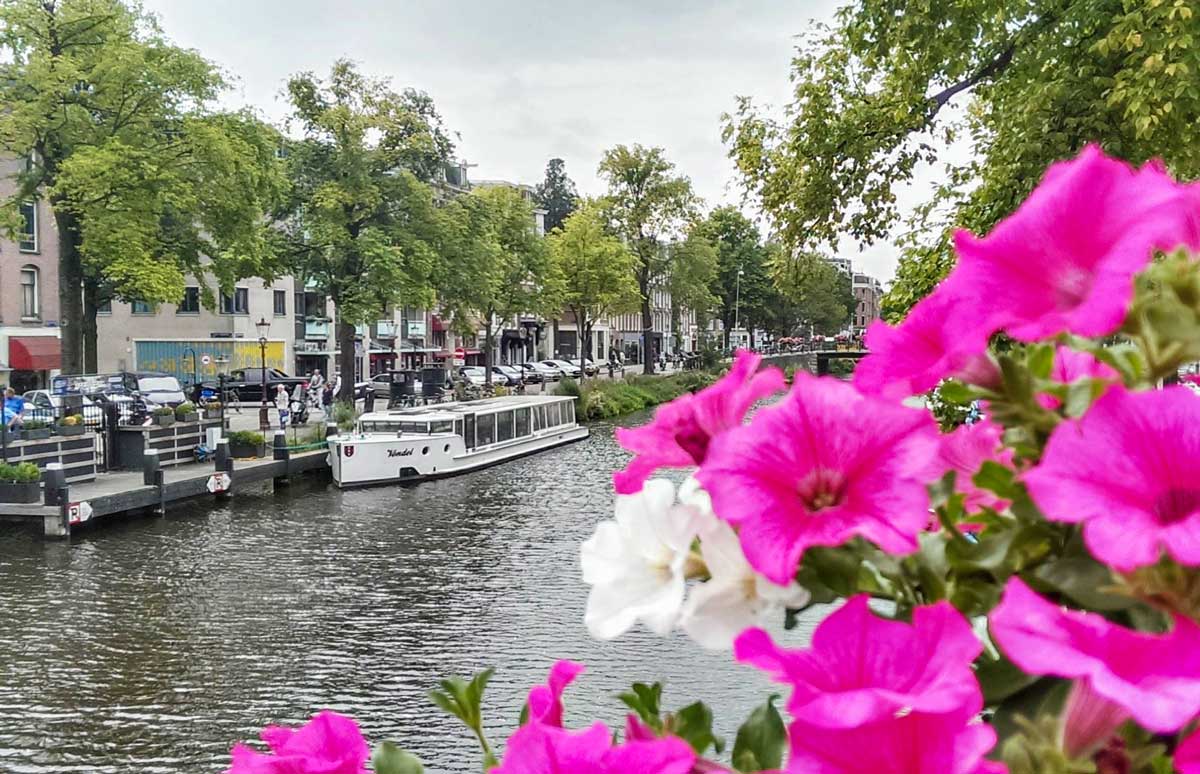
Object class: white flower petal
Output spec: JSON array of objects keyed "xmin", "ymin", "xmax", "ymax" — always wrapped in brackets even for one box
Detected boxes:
[
  {"xmin": 755, "ymin": 576, "xmax": 812, "ymax": 609},
  {"xmin": 580, "ymin": 520, "xmax": 634, "ymax": 585},
  {"xmin": 680, "ymin": 578, "xmax": 758, "ymax": 650},
  {"xmin": 698, "ymin": 519, "xmax": 752, "ymax": 580}
]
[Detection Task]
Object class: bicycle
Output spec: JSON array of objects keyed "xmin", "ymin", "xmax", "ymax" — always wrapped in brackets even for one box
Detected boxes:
[{"xmin": 221, "ymin": 386, "xmax": 241, "ymax": 413}]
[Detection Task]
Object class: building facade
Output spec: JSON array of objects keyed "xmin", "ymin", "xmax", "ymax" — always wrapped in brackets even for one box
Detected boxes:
[
  {"xmin": 852, "ymin": 272, "xmax": 884, "ymax": 334},
  {"xmin": 0, "ymin": 158, "xmax": 62, "ymax": 392}
]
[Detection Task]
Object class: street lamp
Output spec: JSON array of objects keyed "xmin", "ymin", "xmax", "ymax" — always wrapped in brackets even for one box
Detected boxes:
[
  {"xmin": 255, "ymin": 316, "xmax": 270, "ymax": 431},
  {"xmin": 733, "ymin": 267, "xmax": 745, "ymax": 342}
]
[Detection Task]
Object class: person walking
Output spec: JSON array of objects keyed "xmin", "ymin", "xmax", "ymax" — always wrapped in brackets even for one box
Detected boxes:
[
  {"xmin": 274, "ymin": 384, "xmax": 290, "ymax": 429},
  {"xmin": 307, "ymin": 369, "xmax": 325, "ymax": 409}
]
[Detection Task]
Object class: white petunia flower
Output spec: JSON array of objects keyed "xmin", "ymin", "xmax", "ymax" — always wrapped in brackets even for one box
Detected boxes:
[
  {"xmin": 680, "ymin": 510, "xmax": 811, "ymax": 651},
  {"xmin": 581, "ymin": 478, "xmax": 706, "ymax": 640}
]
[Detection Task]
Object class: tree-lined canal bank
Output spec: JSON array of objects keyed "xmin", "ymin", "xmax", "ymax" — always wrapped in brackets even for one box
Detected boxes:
[{"xmin": 0, "ymin": 413, "xmax": 805, "ymax": 774}]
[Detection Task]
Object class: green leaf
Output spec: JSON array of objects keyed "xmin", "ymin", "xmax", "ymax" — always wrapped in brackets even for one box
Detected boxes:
[
  {"xmin": 1025, "ymin": 344, "xmax": 1055, "ymax": 379},
  {"xmin": 372, "ymin": 742, "xmax": 425, "ymax": 774},
  {"xmin": 1031, "ymin": 556, "xmax": 1132, "ymax": 611},
  {"xmin": 670, "ymin": 701, "xmax": 722, "ymax": 755},
  {"xmin": 935, "ymin": 379, "xmax": 973, "ymax": 405},
  {"xmin": 618, "ymin": 682, "xmax": 664, "ymax": 731},
  {"xmin": 731, "ymin": 695, "xmax": 786, "ymax": 772},
  {"xmin": 972, "ymin": 461, "xmax": 1017, "ymax": 501}
]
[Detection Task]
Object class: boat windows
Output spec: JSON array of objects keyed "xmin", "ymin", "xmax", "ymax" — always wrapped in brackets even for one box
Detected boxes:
[
  {"xmin": 533, "ymin": 406, "xmax": 545, "ymax": 431},
  {"xmin": 476, "ymin": 414, "xmax": 496, "ymax": 446},
  {"xmin": 497, "ymin": 411, "xmax": 515, "ymax": 443},
  {"xmin": 515, "ymin": 407, "xmax": 531, "ymax": 437},
  {"xmin": 453, "ymin": 419, "xmax": 463, "ymax": 437},
  {"xmin": 399, "ymin": 421, "xmax": 430, "ymax": 434},
  {"xmin": 564, "ymin": 400, "xmax": 575, "ymax": 424},
  {"xmin": 464, "ymin": 414, "xmax": 476, "ymax": 450},
  {"xmin": 430, "ymin": 420, "xmax": 454, "ymax": 434},
  {"xmin": 547, "ymin": 402, "xmax": 561, "ymax": 427},
  {"xmin": 360, "ymin": 421, "xmax": 401, "ymax": 433}
]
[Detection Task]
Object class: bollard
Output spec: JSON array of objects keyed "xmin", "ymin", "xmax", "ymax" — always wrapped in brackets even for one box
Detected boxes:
[
  {"xmin": 214, "ymin": 437, "xmax": 229, "ymax": 472},
  {"xmin": 43, "ymin": 462, "xmax": 66, "ymax": 506},
  {"xmin": 273, "ymin": 430, "xmax": 288, "ymax": 461},
  {"xmin": 44, "ymin": 485, "xmax": 71, "ymax": 539},
  {"xmin": 142, "ymin": 449, "xmax": 160, "ymax": 486},
  {"xmin": 154, "ymin": 468, "xmax": 166, "ymax": 516},
  {"xmin": 325, "ymin": 422, "xmax": 338, "ymax": 439}
]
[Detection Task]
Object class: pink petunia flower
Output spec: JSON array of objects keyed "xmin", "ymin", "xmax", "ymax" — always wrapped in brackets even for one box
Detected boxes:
[
  {"xmin": 854, "ymin": 269, "xmax": 997, "ymax": 401},
  {"xmin": 613, "ymin": 350, "xmax": 785, "ymax": 493},
  {"xmin": 491, "ymin": 721, "xmax": 696, "ymax": 774},
  {"xmin": 989, "ymin": 577, "xmax": 1200, "ymax": 733},
  {"xmin": 227, "ymin": 710, "xmax": 369, "ymax": 774},
  {"xmin": 1177, "ymin": 729, "xmax": 1200, "ymax": 774},
  {"xmin": 1036, "ymin": 345, "xmax": 1120, "ymax": 410},
  {"xmin": 1023, "ymin": 385, "xmax": 1200, "ymax": 570},
  {"xmin": 953, "ymin": 145, "xmax": 1200, "ymax": 342},
  {"xmin": 697, "ymin": 373, "xmax": 937, "ymax": 584},
  {"xmin": 526, "ymin": 660, "xmax": 585, "ymax": 727},
  {"xmin": 734, "ymin": 596, "xmax": 983, "ymax": 727},
  {"xmin": 926, "ymin": 418, "xmax": 1015, "ymax": 513},
  {"xmin": 783, "ymin": 708, "xmax": 1005, "ymax": 774}
]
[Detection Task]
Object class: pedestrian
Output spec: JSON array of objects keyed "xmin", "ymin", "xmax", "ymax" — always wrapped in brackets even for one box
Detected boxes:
[
  {"xmin": 3, "ymin": 387, "xmax": 24, "ymax": 430},
  {"xmin": 331, "ymin": 372, "xmax": 342, "ymax": 402},
  {"xmin": 274, "ymin": 384, "xmax": 290, "ymax": 429},
  {"xmin": 308, "ymin": 369, "xmax": 325, "ymax": 409}
]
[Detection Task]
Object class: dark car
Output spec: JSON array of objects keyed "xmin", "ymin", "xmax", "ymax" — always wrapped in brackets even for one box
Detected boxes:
[
  {"xmin": 490, "ymin": 366, "xmax": 523, "ymax": 387},
  {"xmin": 206, "ymin": 368, "xmax": 310, "ymax": 403}
]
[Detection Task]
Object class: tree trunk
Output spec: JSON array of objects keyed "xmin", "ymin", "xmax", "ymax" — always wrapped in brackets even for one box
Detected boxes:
[
  {"xmin": 483, "ymin": 317, "xmax": 494, "ymax": 385},
  {"xmin": 641, "ymin": 292, "xmax": 654, "ymax": 375},
  {"xmin": 336, "ymin": 317, "xmax": 357, "ymax": 403},
  {"xmin": 577, "ymin": 311, "xmax": 588, "ymax": 382},
  {"xmin": 55, "ymin": 209, "xmax": 84, "ymax": 375},
  {"xmin": 82, "ymin": 278, "xmax": 99, "ymax": 373}
]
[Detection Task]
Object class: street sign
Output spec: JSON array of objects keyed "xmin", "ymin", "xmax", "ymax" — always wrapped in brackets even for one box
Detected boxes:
[
  {"xmin": 67, "ymin": 501, "xmax": 93, "ymax": 526},
  {"xmin": 206, "ymin": 472, "xmax": 231, "ymax": 493},
  {"xmin": 200, "ymin": 354, "xmax": 212, "ymax": 366}
]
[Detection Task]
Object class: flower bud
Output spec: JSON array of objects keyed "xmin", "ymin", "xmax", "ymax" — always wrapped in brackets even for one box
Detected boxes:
[{"xmin": 1061, "ymin": 679, "xmax": 1129, "ymax": 760}]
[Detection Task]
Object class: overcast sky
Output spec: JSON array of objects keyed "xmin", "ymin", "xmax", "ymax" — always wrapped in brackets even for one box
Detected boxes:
[{"xmin": 144, "ymin": 0, "xmax": 913, "ymax": 281}]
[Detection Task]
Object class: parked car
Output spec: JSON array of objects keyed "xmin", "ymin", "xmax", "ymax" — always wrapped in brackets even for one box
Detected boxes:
[
  {"xmin": 459, "ymin": 366, "xmax": 488, "ymax": 386},
  {"xmin": 523, "ymin": 362, "xmax": 561, "ymax": 382},
  {"xmin": 135, "ymin": 373, "xmax": 187, "ymax": 407},
  {"xmin": 581, "ymin": 358, "xmax": 600, "ymax": 376},
  {"xmin": 22, "ymin": 390, "xmax": 104, "ymax": 426},
  {"xmin": 206, "ymin": 368, "xmax": 309, "ymax": 404},
  {"xmin": 516, "ymin": 364, "xmax": 544, "ymax": 384},
  {"xmin": 544, "ymin": 359, "xmax": 583, "ymax": 379},
  {"xmin": 491, "ymin": 365, "xmax": 523, "ymax": 387}
]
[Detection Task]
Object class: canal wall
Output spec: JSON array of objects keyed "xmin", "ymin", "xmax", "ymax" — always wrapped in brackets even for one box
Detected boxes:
[{"xmin": 760, "ymin": 352, "xmax": 817, "ymax": 374}]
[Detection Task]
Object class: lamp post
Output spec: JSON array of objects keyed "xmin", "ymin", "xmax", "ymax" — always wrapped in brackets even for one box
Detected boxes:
[
  {"xmin": 255, "ymin": 317, "xmax": 270, "ymax": 431},
  {"xmin": 733, "ymin": 267, "xmax": 745, "ymax": 345}
]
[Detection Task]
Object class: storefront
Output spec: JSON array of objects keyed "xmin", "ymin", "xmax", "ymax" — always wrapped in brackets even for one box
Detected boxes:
[{"xmin": 6, "ymin": 333, "xmax": 62, "ymax": 392}]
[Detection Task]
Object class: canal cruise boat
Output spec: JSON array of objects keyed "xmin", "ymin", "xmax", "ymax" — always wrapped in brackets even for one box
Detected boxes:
[{"xmin": 328, "ymin": 394, "xmax": 589, "ymax": 488}]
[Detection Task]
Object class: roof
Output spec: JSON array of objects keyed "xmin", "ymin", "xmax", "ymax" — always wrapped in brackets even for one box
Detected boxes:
[{"xmin": 359, "ymin": 394, "xmax": 574, "ymax": 422}]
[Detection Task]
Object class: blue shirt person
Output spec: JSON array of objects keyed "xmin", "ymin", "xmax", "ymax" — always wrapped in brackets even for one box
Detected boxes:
[{"xmin": 3, "ymin": 388, "xmax": 24, "ymax": 427}]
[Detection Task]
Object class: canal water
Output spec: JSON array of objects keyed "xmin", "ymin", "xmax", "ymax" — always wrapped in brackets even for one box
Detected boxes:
[{"xmin": 0, "ymin": 412, "xmax": 815, "ymax": 773}]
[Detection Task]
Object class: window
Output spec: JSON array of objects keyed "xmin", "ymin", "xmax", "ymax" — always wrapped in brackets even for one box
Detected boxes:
[
  {"xmin": 515, "ymin": 408, "xmax": 530, "ymax": 437},
  {"xmin": 131, "ymin": 300, "xmax": 155, "ymax": 315},
  {"xmin": 273, "ymin": 289, "xmax": 287, "ymax": 316},
  {"xmin": 220, "ymin": 287, "xmax": 249, "ymax": 315},
  {"xmin": 497, "ymin": 411, "xmax": 514, "ymax": 443},
  {"xmin": 547, "ymin": 403, "xmax": 561, "ymax": 427},
  {"xmin": 177, "ymin": 286, "xmax": 200, "ymax": 314},
  {"xmin": 20, "ymin": 266, "xmax": 39, "ymax": 319},
  {"xmin": 97, "ymin": 298, "xmax": 112, "ymax": 315},
  {"xmin": 18, "ymin": 201, "xmax": 37, "ymax": 252},
  {"xmin": 476, "ymin": 414, "xmax": 495, "ymax": 446}
]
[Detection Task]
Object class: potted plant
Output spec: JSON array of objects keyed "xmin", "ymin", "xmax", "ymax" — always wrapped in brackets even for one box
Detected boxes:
[
  {"xmin": 203, "ymin": 400, "xmax": 222, "ymax": 418},
  {"xmin": 227, "ymin": 430, "xmax": 265, "ymax": 458},
  {"xmin": 152, "ymin": 406, "xmax": 175, "ymax": 427},
  {"xmin": 174, "ymin": 401, "xmax": 199, "ymax": 423},
  {"xmin": 20, "ymin": 419, "xmax": 51, "ymax": 441},
  {"xmin": 56, "ymin": 414, "xmax": 86, "ymax": 437},
  {"xmin": 0, "ymin": 462, "xmax": 41, "ymax": 503}
]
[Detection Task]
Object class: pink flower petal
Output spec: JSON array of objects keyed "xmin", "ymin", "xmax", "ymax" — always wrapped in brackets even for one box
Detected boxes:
[
  {"xmin": 925, "ymin": 419, "xmax": 1014, "ymax": 513},
  {"xmin": 614, "ymin": 350, "xmax": 785, "ymax": 493},
  {"xmin": 1037, "ymin": 345, "xmax": 1120, "ymax": 410},
  {"xmin": 1024, "ymin": 385, "xmax": 1200, "ymax": 570},
  {"xmin": 226, "ymin": 710, "xmax": 370, "ymax": 774},
  {"xmin": 734, "ymin": 596, "xmax": 982, "ymax": 727},
  {"xmin": 527, "ymin": 660, "xmax": 586, "ymax": 727},
  {"xmin": 989, "ymin": 578, "xmax": 1200, "ymax": 733},
  {"xmin": 1177, "ymin": 729, "xmax": 1200, "ymax": 774},
  {"xmin": 698, "ymin": 373, "xmax": 936, "ymax": 584}
]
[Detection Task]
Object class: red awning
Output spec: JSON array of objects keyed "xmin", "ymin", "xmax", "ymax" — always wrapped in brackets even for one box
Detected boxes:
[{"xmin": 9, "ymin": 336, "xmax": 61, "ymax": 371}]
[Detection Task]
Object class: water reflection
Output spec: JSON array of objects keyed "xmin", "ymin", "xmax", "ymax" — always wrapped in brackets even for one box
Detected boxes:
[{"xmin": 0, "ymin": 413, "xmax": 815, "ymax": 773}]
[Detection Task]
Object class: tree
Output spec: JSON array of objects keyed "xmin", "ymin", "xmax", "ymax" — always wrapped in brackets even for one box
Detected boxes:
[
  {"xmin": 724, "ymin": 0, "xmax": 1200, "ymax": 319},
  {"xmin": 0, "ymin": 0, "xmax": 286, "ymax": 373},
  {"xmin": 438, "ymin": 185, "xmax": 550, "ymax": 386},
  {"xmin": 769, "ymin": 249, "xmax": 854, "ymax": 336},
  {"xmin": 534, "ymin": 158, "xmax": 578, "ymax": 234},
  {"xmin": 664, "ymin": 233, "xmax": 719, "ymax": 354},
  {"xmin": 545, "ymin": 199, "xmax": 640, "ymax": 379},
  {"xmin": 693, "ymin": 207, "xmax": 776, "ymax": 347},
  {"xmin": 281, "ymin": 61, "xmax": 452, "ymax": 401},
  {"xmin": 598, "ymin": 145, "xmax": 698, "ymax": 374}
]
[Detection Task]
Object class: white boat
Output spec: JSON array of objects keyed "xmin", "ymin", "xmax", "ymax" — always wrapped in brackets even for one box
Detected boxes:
[{"xmin": 328, "ymin": 394, "xmax": 589, "ymax": 488}]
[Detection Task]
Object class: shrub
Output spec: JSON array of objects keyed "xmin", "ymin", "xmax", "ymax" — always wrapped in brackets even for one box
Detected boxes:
[
  {"xmin": 553, "ymin": 378, "xmax": 581, "ymax": 398},
  {"xmin": 227, "ymin": 430, "xmax": 264, "ymax": 447},
  {"xmin": 21, "ymin": 419, "xmax": 47, "ymax": 430},
  {"xmin": 174, "ymin": 401, "xmax": 196, "ymax": 416},
  {"xmin": 59, "ymin": 415, "xmax": 81, "ymax": 426},
  {"xmin": 332, "ymin": 401, "xmax": 357, "ymax": 431},
  {"xmin": 152, "ymin": 405, "xmax": 174, "ymax": 416},
  {"xmin": 0, "ymin": 462, "xmax": 41, "ymax": 482}
]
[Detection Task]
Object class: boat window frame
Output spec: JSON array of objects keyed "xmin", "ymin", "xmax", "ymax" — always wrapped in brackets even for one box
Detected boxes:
[
  {"xmin": 476, "ymin": 413, "xmax": 496, "ymax": 446},
  {"xmin": 547, "ymin": 402, "xmax": 561, "ymax": 427},
  {"xmin": 496, "ymin": 410, "xmax": 515, "ymax": 443},
  {"xmin": 398, "ymin": 421, "xmax": 431, "ymax": 434},
  {"xmin": 430, "ymin": 420, "xmax": 454, "ymax": 434},
  {"xmin": 464, "ymin": 414, "xmax": 476, "ymax": 450},
  {"xmin": 515, "ymin": 407, "xmax": 531, "ymax": 437}
]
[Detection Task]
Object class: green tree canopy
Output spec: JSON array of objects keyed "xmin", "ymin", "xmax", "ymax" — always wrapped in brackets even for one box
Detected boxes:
[
  {"xmin": 0, "ymin": 0, "xmax": 286, "ymax": 372},
  {"xmin": 725, "ymin": 0, "xmax": 1200, "ymax": 320},
  {"xmin": 534, "ymin": 157, "xmax": 579, "ymax": 234},
  {"xmin": 437, "ymin": 185, "xmax": 550, "ymax": 384},
  {"xmin": 769, "ymin": 248, "xmax": 854, "ymax": 337},
  {"xmin": 598, "ymin": 144, "xmax": 698, "ymax": 373},
  {"xmin": 281, "ymin": 60, "xmax": 452, "ymax": 399},
  {"xmin": 693, "ymin": 206, "xmax": 777, "ymax": 346},
  {"xmin": 665, "ymin": 232, "xmax": 719, "ymax": 352},
  {"xmin": 545, "ymin": 198, "xmax": 640, "ymax": 377}
]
